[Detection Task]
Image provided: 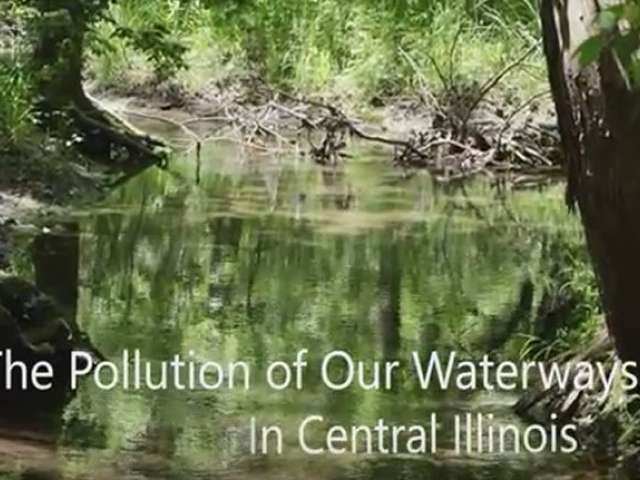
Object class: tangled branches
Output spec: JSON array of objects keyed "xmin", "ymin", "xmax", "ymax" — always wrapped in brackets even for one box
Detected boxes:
[
  {"xmin": 114, "ymin": 77, "xmax": 562, "ymax": 184},
  {"xmin": 265, "ymin": 87, "xmax": 562, "ymax": 185},
  {"xmin": 390, "ymin": 90, "xmax": 561, "ymax": 184}
]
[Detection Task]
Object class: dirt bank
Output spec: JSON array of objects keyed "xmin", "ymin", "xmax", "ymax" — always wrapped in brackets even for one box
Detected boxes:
[{"xmin": 0, "ymin": 141, "xmax": 113, "ymax": 271}]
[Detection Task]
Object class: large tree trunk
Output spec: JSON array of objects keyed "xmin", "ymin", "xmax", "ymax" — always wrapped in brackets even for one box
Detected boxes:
[
  {"xmin": 541, "ymin": 0, "xmax": 640, "ymax": 369},
  {"xmin": 33, "ymin": 2, "xmax": 89, "ymax": 112},
  {"xmin": 32, "ymin": 1, "xmax": 164, "ymax": 164}
]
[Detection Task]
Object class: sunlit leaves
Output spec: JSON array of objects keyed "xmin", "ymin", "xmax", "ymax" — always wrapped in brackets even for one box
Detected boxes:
[
  {"xmin": 597, "ymin": 8, "xmax": 621, "ymax": 32},
  {"xmin": 577, "ymin": 2, "xmax": 640, "ymax": 88},
  {"xmin": 13, "ymin": 0, "xmax": 189, "ymax": 81}
]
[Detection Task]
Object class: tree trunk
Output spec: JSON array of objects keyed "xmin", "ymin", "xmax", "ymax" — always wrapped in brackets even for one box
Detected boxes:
[
  {"xmin": 541, "ymin": 0, "xmax": 640, "ymax": 370},
  {"xmin": 32, "ymin": 1, "xmax": 165, "ymax": 164},
  {"xmin": 33, "ymin": 2, "xmax": 89, "ymax": 112}
]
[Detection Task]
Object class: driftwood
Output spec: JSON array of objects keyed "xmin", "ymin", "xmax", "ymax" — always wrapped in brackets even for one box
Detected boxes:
[
  {"xmin": 114, "ymin": 74, "xmax": 562, "ymax": 184},
  {"xmin": 195, "ymin": 83, "xmax": 560, "ymax": 183}
]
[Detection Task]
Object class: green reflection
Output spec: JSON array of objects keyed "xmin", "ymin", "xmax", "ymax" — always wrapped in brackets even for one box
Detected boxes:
[{"xmin": 9, "ymin": 144, "xmax": 601, "ymax": 479}]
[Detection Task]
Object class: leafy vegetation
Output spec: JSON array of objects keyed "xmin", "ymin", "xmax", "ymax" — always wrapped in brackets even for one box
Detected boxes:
[
  {"xmin": 0, "ymin": 63, "xmax": 34, "ymax": 149},
  {"xmin": 577, "ymin": 2, "xmax": 640, "ymax": 87},
  {"xmin": 0, "ymin": 5, "xmax": 34, "ymax": 149},
  {"xmin": 88, "ymin": 0, "xmax": 545, "ymax": 99},
  {"xmin": 520, "ymin": 238, "xmax": 602, "ymax": 362},
  {"xmin": 0, "ymin": 0, "xmax": 547, "ymax": 159}
]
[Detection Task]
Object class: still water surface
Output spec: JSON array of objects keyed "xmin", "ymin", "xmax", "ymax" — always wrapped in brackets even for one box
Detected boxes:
[{"xmin": 0, "ymin": 139, "xmax": 617, "ymax": 479}]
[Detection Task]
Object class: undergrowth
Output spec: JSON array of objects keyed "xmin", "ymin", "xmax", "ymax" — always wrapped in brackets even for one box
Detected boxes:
[
  {"xmin": 87, "ymin": 0, "xmax": 546, "ymax": 102},
  {"xmin": 0, "ymin": 8, "xmax": 34, "ymax": 150},
  {"xmin": 521, "ymin": 235, "xmax": 602, "ymax": 362},
  {"xmin": 0, "ymin": 63, "xmax": 34, "ymax": 149}
]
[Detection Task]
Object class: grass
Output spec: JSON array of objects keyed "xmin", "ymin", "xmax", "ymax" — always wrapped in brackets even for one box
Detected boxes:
[
  {"xmin": 0, "ymin": 6, "xmax": 35, "ymax": 150},
  {"xmin": 519, "ymin": 233, "xmax": 602, "ymax": 362},
  {"xmin": 0, "ymin": 1, "xmax": 547, "ymax": 153},
  {"xmin": 87, "ymin": 0, "xmax": 546, "ymax": 103},
  {"xmin": 0, "ymin": 63, "xmax": 34, "ymax": 149}
]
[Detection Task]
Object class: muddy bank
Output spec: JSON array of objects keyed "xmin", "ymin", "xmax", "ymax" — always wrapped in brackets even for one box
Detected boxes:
[
  {"xmin": 0, "ymin": 128, "xmax": 146, "ymax": 272},
  {"xmin": 0, "ymin": 146, "xmax": 107, "ymax": 217}
]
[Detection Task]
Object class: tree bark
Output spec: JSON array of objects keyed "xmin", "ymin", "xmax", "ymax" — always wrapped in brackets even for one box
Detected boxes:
[
  {"xmin": 541, "ymin": 0, "xmax": 640, "ymax": 369},
  {"xmin": 32, "ymin": 1, "xmax": 165, "ymax": 163},
  {"xmin": 33, "ymin": 2, "xmax": 89, "ymax": 112}
]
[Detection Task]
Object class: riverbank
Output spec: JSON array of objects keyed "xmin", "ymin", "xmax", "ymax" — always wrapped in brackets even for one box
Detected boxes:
[
  {"xmin": 80, "ymin": 0, "xmax": 553, "ymax": 182},
  {"xmin": 90, "ymin": 74, "xmax": 562, "ymax": 189},
  {"xmin": 0, "ymin": 138, "xmax": 115, "ymax": 273},
  {"xmin": 0, "ymin": 144, "xmax": 102, "ymax": 270},
  {"xmin": 0, "ymin": 76, "xmax": 558, "ymax": 230},
  {"xmin": 0, "ymin": 0, "xmax": 553, "ymax": 229}
]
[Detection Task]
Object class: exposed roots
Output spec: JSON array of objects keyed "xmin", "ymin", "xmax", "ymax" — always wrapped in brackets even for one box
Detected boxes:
[
  {"xmin": 36, "ymin": 91, "xmax": 168, "ymax": 168},
  {"xmin": 72, "ymin": 106, "xmax": 166, "ymax": 165}
]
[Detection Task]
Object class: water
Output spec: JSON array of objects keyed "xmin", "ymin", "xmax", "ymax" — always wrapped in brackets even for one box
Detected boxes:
[{"xmin": 0, "ymin": 139, "xmax": 617, "ymax": 479}]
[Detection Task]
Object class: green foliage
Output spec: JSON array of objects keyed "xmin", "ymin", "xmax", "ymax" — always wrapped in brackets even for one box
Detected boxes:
[
  {"xmin": 7, "ymin": 0, "xmax": 191, "ymax": 85},
  {"xmin": 111, "ymin": 24, "xmax": 187, "ymax": 80},
  {"xmin": 207, "ymin": 0, "xmax": 541, "ymax": 96},
  {"xmin": 520, "ymin": 236, "xmax": 601, "ymax": 361},
  {"xmin": 577, "ymin": 2, "xmax": 640, "ymax": 87},
  {"xmin": 0, "ymin": 63, "xmax": 34, "ymax": 148},
  {"xmin": 88, "ymin": 0, "xmax": 544, "ymax": 98},
  {"xmin": 88, "ymin": 0, "xmax": 201, "ymax": 85}
]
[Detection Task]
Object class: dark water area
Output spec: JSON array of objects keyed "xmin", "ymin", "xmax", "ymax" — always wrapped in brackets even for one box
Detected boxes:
[{"xmin": 0, "ymin": 140, "xmax": 622, "ymax": 479}]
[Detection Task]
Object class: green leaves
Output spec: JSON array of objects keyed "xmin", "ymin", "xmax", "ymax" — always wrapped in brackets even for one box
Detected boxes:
[
  {"xmin": 597, "ymin": 9, "xmax": 621, "ymax": 32},
  {"xmin": 577, "ymin": 35, "xmax": 606, "ymax": 67},
  {"xmin": 576, "ymin": 6, "xmax": 626, "ymax": 68},
  {"xmin": 576, "ymin": 2, "xmax": 640, "ymax": 87},
  {"xmin": 112, "ymin": 23, "xmax": 188, "ymax": 81}
]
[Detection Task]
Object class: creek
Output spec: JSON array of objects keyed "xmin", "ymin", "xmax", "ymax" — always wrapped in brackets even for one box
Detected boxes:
[{"xmin": 0, "ymin": 130, "xmax": 620, "ymax": 479}]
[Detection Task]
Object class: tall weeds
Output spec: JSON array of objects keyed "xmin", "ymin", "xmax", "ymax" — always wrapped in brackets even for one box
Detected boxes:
[
  {"xmin": 88, "ymin": 0, "xmax": 543, "ymax": 100},
  {"xmin": 0, "ymin": 4, "xmax": 35, "ymax": 149},
  {"xmin": 0, "ymin": 64, "xmax": 33, "ymax": 149}
]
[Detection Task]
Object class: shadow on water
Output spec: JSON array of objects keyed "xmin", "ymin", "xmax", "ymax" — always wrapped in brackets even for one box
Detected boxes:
[{"xmin": 0, "ymin": 140, "xmax": 622, "ymax": 479}]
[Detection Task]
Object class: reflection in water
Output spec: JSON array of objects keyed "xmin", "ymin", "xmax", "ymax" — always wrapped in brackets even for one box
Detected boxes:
[
  {"xmin": 379, "ymin": 231, "xmax": 401, "ymax": 361},
  {"xmin": 33, "ymin": 224, "xmax": 80, "ymax": 330},
  {"xmin": 0, "ymin": 142, "xmax": 612, "ymax": 479}
]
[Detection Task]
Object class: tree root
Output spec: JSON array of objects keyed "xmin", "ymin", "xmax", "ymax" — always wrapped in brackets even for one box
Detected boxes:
[{"xmin": 71, "ymin": 104, "xmax": 168, "ymax": 167}]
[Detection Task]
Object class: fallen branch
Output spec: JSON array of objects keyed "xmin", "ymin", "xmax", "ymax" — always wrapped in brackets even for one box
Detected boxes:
[{"xmin": 122, "ymin": 76, "xmax": 562, "ymax": 184}]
